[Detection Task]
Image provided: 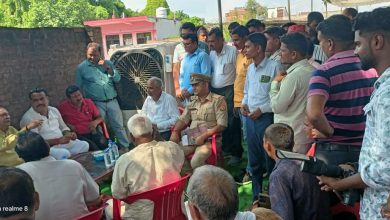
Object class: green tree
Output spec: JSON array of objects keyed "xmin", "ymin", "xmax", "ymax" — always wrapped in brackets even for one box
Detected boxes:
[
  {"xmin": 182, "ymin": 16, "xmax": 204, "ymax": 26},
  {"xmin": 245, "ymin": 0, "xmax": 267, "ymax": 20},
  {"xmin": 0, "ymin": 0, "xmax": 30, "ymax": 26},
  {"xmin": 141, "ymin": 0, "xmax": 170, "ymax": 16},
  {"xmin": 0, "ymin": 0, "xmax": 136, "ymax": 27}
]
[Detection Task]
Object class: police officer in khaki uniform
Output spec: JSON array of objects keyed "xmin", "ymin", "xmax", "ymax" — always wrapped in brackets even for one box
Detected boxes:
[{"xmin": 170, "ymin": 73, "xmax": 228, "ymax": 169}]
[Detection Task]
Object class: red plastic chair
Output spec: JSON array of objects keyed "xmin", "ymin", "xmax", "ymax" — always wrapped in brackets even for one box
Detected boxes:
[
  {"xmin": 185, "ymin": 133, "xmax": 223, "ymax": 166},
  {"xmin": 112, "ymin": 175, "xmax": 190, "ymax": 220},
  {"xmin": 98, "ymin": 121, "xmax": 110, "ymax": 140},
  {"xmin": 73, "ymin": 203, "xmax": 108, "ymax": 220},
  {"xmin": 331, "ymin": 202, "xmax": 360, "ymax": 220}
]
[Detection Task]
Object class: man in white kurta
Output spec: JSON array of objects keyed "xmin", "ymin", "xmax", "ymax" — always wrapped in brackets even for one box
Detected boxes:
[
  {"xmin": 109, "ymin": 114, "xmax": 184, "ymax": 220},
  {"xmin": 20, "ymin": 89, "xmax": 89, "ymax": 159}
]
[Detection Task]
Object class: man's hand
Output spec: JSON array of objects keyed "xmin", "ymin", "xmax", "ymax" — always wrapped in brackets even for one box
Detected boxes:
[
  {"xmin": 176, "ymin": 92, "xmax": 183, "ymax": 101},
  {"xmin": 58, "ymin": 136, "xmax": 72, "ymax": 144},
  {"xmin": 273, "ymin": 71, "xmax": 287, "ymax": 82},
  {"xmin": 317, "ymin": 176, "xmax": 340, "ymax": 191},
  {"xmin": 170, "ymin": 131, "xmax": 180, "ymax": 143},
  {"xmin": 248, "ymin": 108, "xmax": 262, "ymax": 120},
  {"xmin": 240, "ymin": 104, "xmax": 250, "ymax": 117},
  {"xmin": 310, "ymin": 127, "xmax": 334, "ymax": 139},
  {"xmin": 64, "ymin": 131, "xmax": 77, "ymax": 140},
  {"xmin": 181, "ymin": 89, "xmax": 191, "ymax": 99},
  {"xmin": 88, "ymin": 120, "xmax": 100, "ymax": 132},
  {"xmin": 195, "ymin": 135, "xmax": 206, "ymax": 146},
  {"xmin": 27, "ymin": 119, "xmax": 44, "ymax": 130},
  {"xmin": 98, "ymin": 59, "xmax": 113, "ymax": 75}
]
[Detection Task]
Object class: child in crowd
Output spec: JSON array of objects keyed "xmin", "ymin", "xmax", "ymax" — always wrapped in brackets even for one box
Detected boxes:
[{"xmin": 263, "ymin": 123, "xmax": 321, "ymax": 220}]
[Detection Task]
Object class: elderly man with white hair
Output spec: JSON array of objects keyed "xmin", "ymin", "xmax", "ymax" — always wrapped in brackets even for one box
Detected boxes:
[
  {"xmin": 141, "ymin": 77, "xmax": 180, "ymax": 140},
  {"xmin": 186, "ymin": 165, "xmax": 257, "ymax": 220},
  {"xmin": 107, "ymin": 114, "xmax": 184, "ymax": 220}
]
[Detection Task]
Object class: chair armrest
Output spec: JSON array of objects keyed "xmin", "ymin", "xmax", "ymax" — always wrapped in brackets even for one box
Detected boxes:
[{"xmin": 98, "ymin": 121, "xmax": 110, "ymax": 140}]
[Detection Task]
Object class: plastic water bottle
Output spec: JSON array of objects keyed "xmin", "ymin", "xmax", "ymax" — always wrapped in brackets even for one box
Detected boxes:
[
  {"xmin": 111, "ymin": 140, "xmax": 120, "ymax": 159},
  {"xmin": 103, "ymin": 148, "xmax": 111, "ymax": 168},
  {"xmin": 108, "ymin": 143, "xmax": 116, "ymax": 164}
]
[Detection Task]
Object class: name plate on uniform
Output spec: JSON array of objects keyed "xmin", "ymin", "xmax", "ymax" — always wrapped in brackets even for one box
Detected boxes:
[{"xmin": 260, "ymin": 75, "xmax": 271, "ymax": 83}]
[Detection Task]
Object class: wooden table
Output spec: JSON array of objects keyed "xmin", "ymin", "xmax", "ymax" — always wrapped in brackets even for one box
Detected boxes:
[
  {"xmin": 71, "ymin": 152, "xmax": 114, "ymax": 184},
  {"xmin": 71, "ymin": 148, "xmax": 129, "ymax": 184}
]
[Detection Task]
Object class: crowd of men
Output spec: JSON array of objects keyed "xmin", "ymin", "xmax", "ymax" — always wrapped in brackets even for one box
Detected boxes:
[{"xmin": 1, "ymin": 6, "xmax": 390, "ymax": 220}]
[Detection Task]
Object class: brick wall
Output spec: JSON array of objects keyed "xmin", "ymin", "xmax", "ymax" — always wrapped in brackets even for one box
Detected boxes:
[{"xmin": 0, "ymin": 26, "xmax": 102, "ymax": 128}]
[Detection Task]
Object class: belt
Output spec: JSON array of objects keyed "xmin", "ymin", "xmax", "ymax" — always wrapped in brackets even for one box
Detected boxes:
[
  {"xmin": 316, "ymin": 143, "xmax": 361, "ymax": 152},
  {"xmin": 94, "ymin": 97, "xmax": 116, "ymax": 102}
]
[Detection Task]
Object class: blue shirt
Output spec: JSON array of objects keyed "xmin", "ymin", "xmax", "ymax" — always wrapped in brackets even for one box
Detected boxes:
[
  {"xmin": 242, "ymin": 57, "xmax": 282, "ymax": 113},
  {"xmin": 179, "ymin": 48, "xmax": 211, "ymax": 94},
  {"xmin": 269, "ymin": 159, "xmax": 321, "ymax": 220},
  {"xmin": 75, "ymin": 59, "xmax": 121, "ymax": 101}
]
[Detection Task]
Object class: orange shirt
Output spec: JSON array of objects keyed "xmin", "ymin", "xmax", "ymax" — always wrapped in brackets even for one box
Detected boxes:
[{"xmin": 233, "ymin": 51, "xmax": 252, "ymax": 107}]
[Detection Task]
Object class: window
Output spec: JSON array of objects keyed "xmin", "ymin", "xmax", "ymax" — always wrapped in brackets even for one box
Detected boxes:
[
  {"xmin": 123, "ymin": 34, "xmax": 133, "ymax": 46},
  {"xmin": 106, "ymin": 35, "xmax": 120, "ymax": 51},
  {"xmin": 136, "ymin": 32, "xmax": 151, "ymax": 44}
]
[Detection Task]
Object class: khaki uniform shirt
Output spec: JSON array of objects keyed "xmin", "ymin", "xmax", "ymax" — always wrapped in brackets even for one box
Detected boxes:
[
  {"xmin": 0, "ymin": 126, "xmax": 24, "ymax": 166},
  {"xmin": 179, "ymin": 92, "xmax": 228, "ymax": 129}
]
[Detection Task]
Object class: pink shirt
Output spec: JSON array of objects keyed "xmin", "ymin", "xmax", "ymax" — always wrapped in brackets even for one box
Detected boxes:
[{"xmin": 59, "ymin": 98, "xmax": 100, "ymax": 135}]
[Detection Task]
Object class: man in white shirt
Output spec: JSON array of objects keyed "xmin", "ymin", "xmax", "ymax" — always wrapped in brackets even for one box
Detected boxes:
[
  {"xmin": 20, "ymin": 88, "xmax": 89, "ymax": 159},
  {"xmin": 269, "ymin": 33, "xmax": 314, "ymax": 154},
  {"xmin": 241, "ymin": 33, "xmax": 283, "ymax": 201},
  {"xmin": 16, "ymin": 131, "xmax": 100, "ymax": 220},
  {"xmin": 108, "ymin": 114, "xmax": 184, "ymax": 219},
  {"xmin": 208, "ymin": 27, "xmax": 243, "ymax": 165},
  {"xmin": 142, "ymin": 77, "xmax": 180, "ymax": 140}
]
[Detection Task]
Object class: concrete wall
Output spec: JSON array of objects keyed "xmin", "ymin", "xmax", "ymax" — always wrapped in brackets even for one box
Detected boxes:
[{"xmin": 0, "ymin": 26, "xmax": 102, "ymax": 128}]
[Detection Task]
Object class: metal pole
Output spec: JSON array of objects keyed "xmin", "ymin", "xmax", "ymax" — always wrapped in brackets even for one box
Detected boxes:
[
  {"xmin": 218, "ymin": 0, "xmax": 223, "ymax": 31},
  {"xmin": 311, "ymin": 0, "xmax": 313, "ymax": 11},
  {"xmin": 288, "ymin": 0, "xmax": 291, "ymax": 22}
]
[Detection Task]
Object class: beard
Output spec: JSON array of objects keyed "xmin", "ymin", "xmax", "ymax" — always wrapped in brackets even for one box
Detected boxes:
[{"xmin": 360, "ymin": 56, "xmax": 376, "ymax": 71}]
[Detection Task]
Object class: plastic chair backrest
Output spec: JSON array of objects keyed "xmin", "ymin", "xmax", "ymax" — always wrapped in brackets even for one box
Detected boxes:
[
  {"xmin": 73, "ymin": 203, "xmax": 108, "ymax": 220},
  {"xmin": 98, "ymin": 121, "xmax": 110, "ymax": 140},
  {"xmin": 112, "ymin": 175, "xmax": 190, "ymax": 220},
  {"xmin": 206, "ymin": 134, "xmax": 218, "ymax": 165},
  {"xmin": 306, "ymin": 143, "xmax": 316, "ymax": 157},
  {"xmin": 331, "ymin": 202, "xmax": 360, "ymax": 220}
]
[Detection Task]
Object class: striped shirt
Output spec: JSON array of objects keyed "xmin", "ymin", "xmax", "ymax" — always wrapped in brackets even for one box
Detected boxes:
[{"xmin": 308, "ymin": 50, "xmax": 377, "ymax": 145}]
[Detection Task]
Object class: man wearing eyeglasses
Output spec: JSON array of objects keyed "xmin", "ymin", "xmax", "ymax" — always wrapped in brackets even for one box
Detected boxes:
[
  {"xmin": 177, "ymin": 33, "xmax": 211, "ymax": 107},
  {"xmin": 75, "ymin": 42, "xmax": 130, "ymax": 149},
  {"xmin": 20, "ymin": 88, "xmax": 89, "ymax": 159}
]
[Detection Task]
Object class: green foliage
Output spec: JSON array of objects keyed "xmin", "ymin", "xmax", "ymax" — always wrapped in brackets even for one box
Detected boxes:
[
  {"xmin": 0, "ymin": 0, "xmax": 205, "ymax": 28},
  {"xmin": 245, "ymin": 0, "xmax": 267, "ymax": 20},
  {"xmin": 0, "ymin": 0, "xmax": 134, "ymax": 27},
  {"xmin": 0, "ymin": 0, "xmax": 30, "ymax": 26},
  {"xmin": 141, "ymin": 0, "xmax": 170, "ymax": 16},
  {"xmin": 23, "ymin": 0, "xmax": 98, "ymax": 27},
  {"xmin": 182, "ymin": 16, "xmax": 204, "ymax": 27}
]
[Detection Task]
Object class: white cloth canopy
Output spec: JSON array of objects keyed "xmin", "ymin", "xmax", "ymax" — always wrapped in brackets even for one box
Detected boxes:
[{"xmin": 329, "ymin": 0, "xmax": 390, "ymax": 7}]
